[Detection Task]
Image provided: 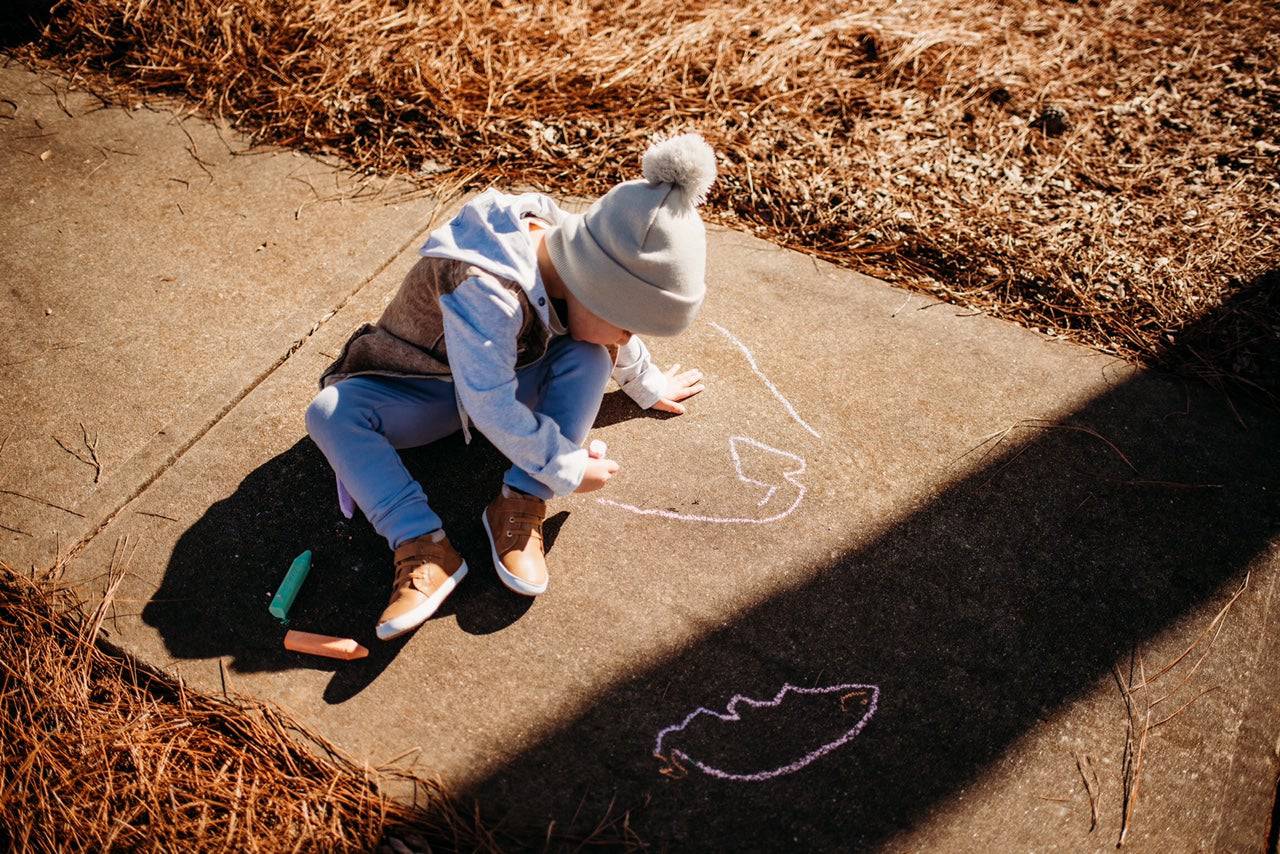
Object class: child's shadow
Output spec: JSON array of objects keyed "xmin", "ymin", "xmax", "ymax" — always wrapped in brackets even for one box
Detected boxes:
[
  {"xmin": 594, "ymin": 389, "xmax": 679, "ymax": 428},
  {"xmin": 141, "ymin": 428, "xmax": 589, "ymax": 704}
]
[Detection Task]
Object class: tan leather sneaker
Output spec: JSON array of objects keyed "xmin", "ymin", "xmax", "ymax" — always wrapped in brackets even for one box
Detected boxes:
[
  {"xmin": 481, "ymin": 488, "xmax": 549, "ymax": 595},
  {"xmin": 376, "ymin": 531, "xmax": 468, "ymax": 640}
]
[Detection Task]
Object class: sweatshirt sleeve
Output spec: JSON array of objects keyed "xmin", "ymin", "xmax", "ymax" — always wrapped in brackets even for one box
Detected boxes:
[
  {"xmin": 611, "ymin": 335, "xmax": 668, "ymax": 410},
  {"xmin": 440, "ymin": 276, "xmax": 589, "ymax": 495}
]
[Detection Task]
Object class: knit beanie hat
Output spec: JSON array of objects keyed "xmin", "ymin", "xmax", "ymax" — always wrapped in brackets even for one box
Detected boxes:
[{"xmin": 545, "ymin": 132, "xmax": 717, "ymax": 337}]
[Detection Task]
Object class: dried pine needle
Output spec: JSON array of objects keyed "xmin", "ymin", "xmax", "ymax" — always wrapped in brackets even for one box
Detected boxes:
[{"xmin": 10, "ymin": 0, "xmax": 1278, "ymax": 397}]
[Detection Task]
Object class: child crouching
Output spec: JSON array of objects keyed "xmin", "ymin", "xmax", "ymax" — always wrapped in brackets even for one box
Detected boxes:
[{"xmin": 305, "ymin": 132, "xmax": 716, "ymax": 640}]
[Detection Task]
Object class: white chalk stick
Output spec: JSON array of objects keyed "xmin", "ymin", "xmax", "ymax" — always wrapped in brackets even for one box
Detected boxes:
[{"xmin": 589, "ymin": 439, "xmax": 607, "ymax": 459}]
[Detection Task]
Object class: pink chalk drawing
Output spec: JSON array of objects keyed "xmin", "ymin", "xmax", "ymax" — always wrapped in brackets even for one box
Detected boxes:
[
  {"xmin": 653, "ymin": 682, "xmax": 881, "ymax": 782},
  {"xmin": 597, "ymin": 436, "xmax": 807, "ymax": 524},
  {"xmin": 597, "ymin": 320, "xmax": 819, "ymax": 524}
]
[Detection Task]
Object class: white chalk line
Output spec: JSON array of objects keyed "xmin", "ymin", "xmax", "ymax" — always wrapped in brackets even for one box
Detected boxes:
[
  {"xmin": 708, "ymin": 321, "xmax": 821, "ymax": 439},
  {"xmin": 597, "ymin": 321, "xmax": 822, "ymax": 524},
  {"xmin": 596, "ymin": 436, "xmax": 806, "ymax": 524},
  {"xmin": 653, "ymin": 682, "xmax": 881, "ymax": 782}
]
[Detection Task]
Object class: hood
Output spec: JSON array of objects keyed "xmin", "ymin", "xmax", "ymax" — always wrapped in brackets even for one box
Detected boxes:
[{"xmin": 419, "ymin": 188, "xmax": 573, "ymax": 321}]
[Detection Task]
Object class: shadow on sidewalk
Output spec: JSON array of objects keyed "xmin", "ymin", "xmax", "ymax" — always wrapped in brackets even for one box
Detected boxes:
[
  {"xmin": 0, "ymin": 0, "xmax": 52, "ymax": 49},
  {"xmin": 141, "ymin": 427, "xmax": 590, "ymax": 703},
  {"xmin": 452, "ymin": 281, "xmax": 1278, "ymax": 847},
  {"xmin": 140, "ymin": 276, "xmax": 1277, "ymax": 842}
]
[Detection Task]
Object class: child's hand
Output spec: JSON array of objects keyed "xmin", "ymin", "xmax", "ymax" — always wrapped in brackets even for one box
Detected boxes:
[
  {"xmin": 575, "ymin": 457, "xmax": 620, "ymax": 493},
  {"xmin": 652, "ymin": 363, "xmax": 705, "ymax": 415}
]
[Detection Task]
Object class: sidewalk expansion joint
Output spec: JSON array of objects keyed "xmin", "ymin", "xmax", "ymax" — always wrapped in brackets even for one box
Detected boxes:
[
  {"xmin": 1213, "ymin": 566, "xmax": 1280, "ymax": 851},
  {"xmin": 58, "ymin": 218, "xmax": 439, "ymax": 571}
]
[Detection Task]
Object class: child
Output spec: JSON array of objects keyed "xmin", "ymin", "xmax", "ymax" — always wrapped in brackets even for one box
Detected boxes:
[{"xmin": 305, "ymin": 132, "xmax": 716, "ymax": 640}]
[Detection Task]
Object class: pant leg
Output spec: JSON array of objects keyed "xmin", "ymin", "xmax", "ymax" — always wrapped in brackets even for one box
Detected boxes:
[
  {"xmin": 305, "ymin": 376, "xmax": 461, "ymax": 549},
  {"xmin": 503, "ymin": 336, "xmax": 613, "ymax": 499}
]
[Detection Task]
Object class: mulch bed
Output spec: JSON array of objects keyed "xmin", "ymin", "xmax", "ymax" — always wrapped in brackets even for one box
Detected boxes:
[
  {"xmin": 0, "ymin": 561, "xmax": 638, "ymax": 851},
  {"xmin": 9, "ymin": 0, "xmax": 1280, "ymax": 397}
]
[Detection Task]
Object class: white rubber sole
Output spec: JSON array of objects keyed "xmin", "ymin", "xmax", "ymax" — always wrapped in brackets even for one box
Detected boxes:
[
  {"xmin": 375, "ymin": 562, "xmax": 468, "ymax": 641},
  {"xmin": 481, "ymin": 510, "xmax": 548, "ymax": 596}
]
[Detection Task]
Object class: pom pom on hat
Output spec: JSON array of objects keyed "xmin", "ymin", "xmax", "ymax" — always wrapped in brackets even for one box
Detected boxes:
[
  {"xmin": 642, "ymin": 132, "xmax": 717, "ymax": 207},
  {"xmin": 545, "ymin": 130, "xmax": 717, "ymax": 336}
]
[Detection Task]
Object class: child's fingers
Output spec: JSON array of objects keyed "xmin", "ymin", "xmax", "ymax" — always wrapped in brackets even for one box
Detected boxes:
[
  {"xmin": 675, "ymin": 371, "xmax": 706, "ymax": 389},
  {"xmin": 665, "ymin": 363, "xmax": 682, "ymax": 377},
  {"xmin": 669, "ymin": 383, "xmax": 705, "ymax": 402},
  {"xmin": 654, "ymin": 399, "xmax": 687, "ymax": 415}
]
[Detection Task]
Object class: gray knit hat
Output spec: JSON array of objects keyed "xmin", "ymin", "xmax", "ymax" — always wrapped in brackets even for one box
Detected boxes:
[{"xmin": 545, "ymin": 132, "xmax": 717, "ymax": 336}]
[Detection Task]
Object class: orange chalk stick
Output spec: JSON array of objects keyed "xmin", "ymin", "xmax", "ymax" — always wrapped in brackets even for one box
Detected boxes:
[{"xmin": 283, "ymin": 630, "xmax": 368, "ymax": 661}]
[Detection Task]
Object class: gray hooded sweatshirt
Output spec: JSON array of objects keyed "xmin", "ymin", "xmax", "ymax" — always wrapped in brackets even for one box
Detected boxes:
[{"xmin": 320, "ymin": 187, "xmax": 668, "ymax": 495}]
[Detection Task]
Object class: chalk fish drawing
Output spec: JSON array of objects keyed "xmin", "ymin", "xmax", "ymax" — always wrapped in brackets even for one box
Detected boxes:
[
  {"xmin": 653, "ymin": 683, "xmax": 880, "ymax": 782},
  {"xmin": 598, "ymin": 321, "xmax": 818, "ymax": 524},
  {"xmin": 597, "ymin": 436, "xmax": 806, "ymax": 524}
]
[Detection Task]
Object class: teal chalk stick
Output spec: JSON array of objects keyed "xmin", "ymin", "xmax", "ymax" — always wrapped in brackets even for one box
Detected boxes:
[{"xmin": 269, "ymin": 550, "xmax": 312, "ymax": 621}]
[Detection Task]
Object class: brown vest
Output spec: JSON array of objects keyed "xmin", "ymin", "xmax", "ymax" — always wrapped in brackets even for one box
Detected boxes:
[{"xmin": 319, "ymin": 254, "xmax": 553, "ymax": 389}]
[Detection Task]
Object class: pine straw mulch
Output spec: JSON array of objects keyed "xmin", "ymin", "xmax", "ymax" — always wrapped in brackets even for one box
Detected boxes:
[
  {"xmin": 0, "ymin": 561, "xmax": 636, "ymax": 852},
  {"xmin": 11, "ymin": 0, "xmax": 1280, "ymax": 397}
]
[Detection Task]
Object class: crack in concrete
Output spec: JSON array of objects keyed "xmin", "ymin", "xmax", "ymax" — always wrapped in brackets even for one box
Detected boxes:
[
  {"xmin": 57, "ymin": 220, "xmax": 440, "ymax": 571},
  {"xmin": 1211, "ymin": 559, "xmax": 1279, "ymax": 852}
]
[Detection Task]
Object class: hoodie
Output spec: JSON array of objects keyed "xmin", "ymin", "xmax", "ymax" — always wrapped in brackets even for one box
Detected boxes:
[{"xmin": 320, "ymin": 187, "xmax": 670, "ymax": 496}]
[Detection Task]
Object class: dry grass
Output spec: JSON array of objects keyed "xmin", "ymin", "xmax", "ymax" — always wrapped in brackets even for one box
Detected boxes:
[
  {"xmin": 0, "ymin": 558, "xmax": 641, "ymax": 852},
  {"xmin": 12, "ymin": 0, "xmax": 1280, "ymax": 394}
]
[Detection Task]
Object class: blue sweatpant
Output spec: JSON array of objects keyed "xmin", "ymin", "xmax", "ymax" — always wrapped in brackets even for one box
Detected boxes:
[{"xmin": 305, "ymin": 335, "xmax": 612, "ymax": 549}]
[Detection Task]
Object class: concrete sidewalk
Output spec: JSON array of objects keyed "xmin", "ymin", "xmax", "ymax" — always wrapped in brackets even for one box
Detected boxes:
[{"xmin": 2, "ymin": 61, "xmax": 1277, "ymax": 851}]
